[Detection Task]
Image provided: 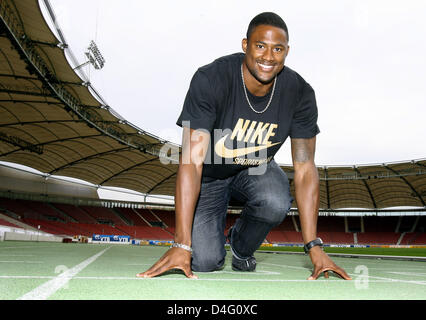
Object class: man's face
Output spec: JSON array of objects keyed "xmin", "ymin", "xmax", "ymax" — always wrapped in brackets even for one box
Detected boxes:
[{"xmin": 242, "ymin": 24, "xmax": 289, "ymax": 85}]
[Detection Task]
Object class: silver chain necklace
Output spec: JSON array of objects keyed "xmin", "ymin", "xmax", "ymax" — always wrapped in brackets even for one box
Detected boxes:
[{"xmin": 241, "ymin": 64, "xmax": 277, "ymax": 114}]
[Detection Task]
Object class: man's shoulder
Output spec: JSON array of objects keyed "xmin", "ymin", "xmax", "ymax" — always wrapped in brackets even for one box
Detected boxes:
[
  {"xmin": 198, "ymin": 52, "xmax": 243, "ymax": 76},
  {"xmin": 281, "ymin": 66, "xmax": 306, "ymax": 84},
  {"xmin": 280, "ymin": 66, "xmax": 312, "ymax": 95}
]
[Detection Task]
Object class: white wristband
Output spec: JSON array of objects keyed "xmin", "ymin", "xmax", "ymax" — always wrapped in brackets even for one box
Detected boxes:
[{"xmin": 171, "ymin": 242, "xmax": 193, "ymax": 253}]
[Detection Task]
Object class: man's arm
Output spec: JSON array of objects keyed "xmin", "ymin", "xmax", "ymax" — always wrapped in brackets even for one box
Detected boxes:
[
  {"xmin": 291, "ymin": 137, "xmax": 351, "ymax": 280},
  {"xmin": 137, "ymin": 127, "xmax": 210, "ymax": 278}
]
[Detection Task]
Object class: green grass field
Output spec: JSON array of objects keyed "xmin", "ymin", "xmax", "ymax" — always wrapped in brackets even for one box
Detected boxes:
[
  {"xmin": 259, "ymin": 245, "xmax": 426, "ymax": 257},
  {"xmin": 1, "ymin": 241, "xmax": 425, "ymax": 302}
]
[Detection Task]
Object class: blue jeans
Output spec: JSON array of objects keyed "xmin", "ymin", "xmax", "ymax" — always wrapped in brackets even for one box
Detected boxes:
[{"xmin": 191, "ymin": 160, "xmax": 293, "ymax": 272}]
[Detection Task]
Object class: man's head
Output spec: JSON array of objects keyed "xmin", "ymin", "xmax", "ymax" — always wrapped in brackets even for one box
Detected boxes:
[
  {"xmin": 242, "ymin": 12, "xmax": 290, "ymax": 85},
  {"xmin": 246, "ymin": 12, "xmax": 289, "ymax": 44}
]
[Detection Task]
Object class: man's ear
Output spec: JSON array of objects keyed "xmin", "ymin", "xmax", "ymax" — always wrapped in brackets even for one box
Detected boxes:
[{"xmin": 242, "ymin": 38, "xmax": 248, "ymax": 53}]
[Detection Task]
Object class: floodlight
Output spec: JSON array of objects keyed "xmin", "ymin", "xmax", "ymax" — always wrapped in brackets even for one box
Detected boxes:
[{"xmin": 74, "ymin": 40, "xmax": 106, "ymax": 70}]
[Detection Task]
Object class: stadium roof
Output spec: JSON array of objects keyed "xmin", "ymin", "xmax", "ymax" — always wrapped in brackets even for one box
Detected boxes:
[{"xmin": 0, "ymin": 0, "xmax": 425, "ymax": 211}]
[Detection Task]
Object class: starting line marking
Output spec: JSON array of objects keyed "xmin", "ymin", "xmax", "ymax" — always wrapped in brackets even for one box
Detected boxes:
[{"xmin": 0, "ymin": 275, "xmax": 425, "ymax": 284}]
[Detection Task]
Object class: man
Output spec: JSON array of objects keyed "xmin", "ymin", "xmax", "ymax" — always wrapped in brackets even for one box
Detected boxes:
[{"xmin": 138, "ymin": 12, "xmax": 351, "ymax": 280}]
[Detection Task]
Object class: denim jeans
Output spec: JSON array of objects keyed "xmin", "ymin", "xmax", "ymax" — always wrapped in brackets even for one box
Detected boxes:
[{"xmin": 191, "ymin": 160, "xmax": 293, "ymax": 272}]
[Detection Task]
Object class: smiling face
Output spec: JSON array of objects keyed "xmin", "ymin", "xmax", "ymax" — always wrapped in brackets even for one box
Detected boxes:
[{"xmin": 242, "ymin": 24, "xmax": 289, "ymax": 88}]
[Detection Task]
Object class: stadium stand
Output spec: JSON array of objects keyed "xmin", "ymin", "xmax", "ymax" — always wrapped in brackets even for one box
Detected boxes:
[
  {"xmin": 346, "ymin": 216, "xmax": 362, "ymax": 232},
  {"xmin": 79, "ymin": 205, "xmax": 127, "ymax": 226},
  {"xmin": 2, "ymin": 195, "xmax": 426, "ymax": 245},
  {"xmin": 357, "ymin": 232, "xmax": 401, "ymax": 245},
  {"xmin": 112, "ymin": 208, "xmax": 151, "ymax": 226},
  {"xmin": 52, "ymin": 203, "xmax": 98, "ymax": 224}
]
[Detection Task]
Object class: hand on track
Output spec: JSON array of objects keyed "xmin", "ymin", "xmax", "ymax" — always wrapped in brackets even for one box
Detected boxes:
[
  {"xmin": 307, "ymin": 246, "xmax": 352, "ymax": 280},
  {"xmin": 136, "ymin": 247, "xmax": 197, "ymax": 279}
]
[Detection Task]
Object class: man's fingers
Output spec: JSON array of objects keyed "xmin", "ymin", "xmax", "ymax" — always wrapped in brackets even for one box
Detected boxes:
[
  {"xmin": 136, "ymin": 250, "xmax": 197, "ymax": 279},
  {"xmin": 138, "ymin": 265, "xmax": 197, "ymax": 279},
  {"xmin": 307, "ymin": 267, "xmax": 322, "ymax": 280},
  {"xmin": 332, "ymin": 266, "xmax": 352, "ymax": 280},
  {"xmin": 136, "ymin": 258, "xmax": 169, "ymax": 278},
  {"xmin": 180, "ymin": 266, "xmax": 198, "ymax": 279},
  {"xmin": 308, "ymin": 266, "xmax": 352, "ymax": 280}
]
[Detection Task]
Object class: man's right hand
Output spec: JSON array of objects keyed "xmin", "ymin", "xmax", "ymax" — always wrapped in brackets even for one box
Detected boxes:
[
  {"xmin": 136, "ymin": 127, "xmax": 208, "ymax": 280},
  {"xmin": 136, "ymin": 247, "xmax": 197, "ymax": 279}
]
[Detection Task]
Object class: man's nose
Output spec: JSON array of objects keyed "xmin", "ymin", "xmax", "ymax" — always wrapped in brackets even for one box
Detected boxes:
[{"xmin": 262, "ymin": 48, "xmax": 274, "ymax": 62}]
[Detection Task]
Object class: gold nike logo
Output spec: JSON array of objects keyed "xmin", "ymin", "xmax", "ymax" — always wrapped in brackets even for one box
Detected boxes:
[{"xmin": 215, "ymin": 134, "xmax": 281, "ymax": 159}]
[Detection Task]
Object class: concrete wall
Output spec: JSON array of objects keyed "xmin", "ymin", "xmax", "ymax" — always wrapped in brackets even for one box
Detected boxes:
[{"xmin": 3, "ymin": 231, "xmax": 63, "ymax": 242}]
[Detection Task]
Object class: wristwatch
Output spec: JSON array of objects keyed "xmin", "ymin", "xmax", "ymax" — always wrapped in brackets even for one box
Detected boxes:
[{"xmin": 303, "ymin": 238, "xmax": 323, "ymax": 254}]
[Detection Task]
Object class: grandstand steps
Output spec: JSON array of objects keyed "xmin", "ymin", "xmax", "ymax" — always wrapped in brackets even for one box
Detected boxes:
[
  {"xmin": 401, "ymin": 232, "xmax": 425, "ymax": 245},
  {"xmin": 25, "ymin": 200, "xmax": 66, "ymax": 222},
  {"xmin": 80, "ymin": 206, "xmax": 125, "ymax": 226},
  {"xmin": 50, "ymin": 203, "xmax": 98, "ymax": 224},
  {"xmin": 113, "ymin": 208, "xmax": 152, "ymax": 227},
  {"xmin": 111, "ymin": 208, "xmax": 132, "ymax": 226},
  {"xmin": 0, "ymin": 212, "xmax": 39, "ymax": 232},
  {"xmin": 147, "ymin": 209, "xmax": 168, "ymax": 227},
  {"xmin": 396, "ymin": 216, "xmax": 419, "ymax": 233},
  {"xmin": 397, "ymin": 232, "xmax": 405, "ymax": 245},
  {"xmin": 291, "ymin": 215, "xmax": 299, "ymax": 232},
  {"xmin": 47, "ymin": 203, "xmax": 78, "ymax": 223},
  {"xmin": 0, "ymin": 217, "xmax": 21, "ymax": 228},
  {"xmin": 161, "ymin": 227, "xmax": 174, "ymax": 237},
  {"xmin": 0, "ymin": 198, "xmax": 39, "ymax": 219}
]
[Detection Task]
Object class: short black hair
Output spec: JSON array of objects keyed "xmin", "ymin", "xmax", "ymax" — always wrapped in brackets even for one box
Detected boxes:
[{"xmin": 246, "ymin": 12, "xmax": 289, "ymax": 42}]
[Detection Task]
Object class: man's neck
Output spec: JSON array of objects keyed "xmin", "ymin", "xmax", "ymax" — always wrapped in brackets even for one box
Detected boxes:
[{"xmin": 242, "ymin": 63, "xmax": 275, "ymax": 97}]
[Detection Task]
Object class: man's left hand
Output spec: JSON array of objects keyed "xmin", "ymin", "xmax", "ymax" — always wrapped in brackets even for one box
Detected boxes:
[{"xmin": 307, "ymin": 246, "xmax": 352, "ymax": 280}]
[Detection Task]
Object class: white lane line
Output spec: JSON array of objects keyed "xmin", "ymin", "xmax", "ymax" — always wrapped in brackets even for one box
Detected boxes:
[
  {"xmin": 0, "ymin": 254, "xmax": 35, "ymax": 257},
  {"xmin": 0, "ymin": 275, "xmax": 392, "ymax": 282},
  {"xmin": 1, "ymin": 275, "xmax": 425, "ymax": 284},
  {"xmin": 197, "ymin": 270, "xmax": 281, "ymax": 275},
  {"xmin": 0, "ymin": 261, "xmax": 43, "ymax": 264},
  {"xmin": 17, "ymin": 246, "xmax": 111, "ymax": 300},
  {"xmin": 0, "ymin": 276, "xmax": 54, "ymax": 279},
  {"xmin": 387, "ymin": 271, "xmax": 426, "ymax": 277},
  {"xmin": 0, "ymin": 246, "xmax": 58, "ymax": 250},
  {"xmin": 125, "ymin": 264, "xmax": 281, "ymax": 276},
  {"xmin": 351, "ymin": 273, "xmax": 426, "ymax": 286},
  {"xmin": 262, "ymin": 262, "xmax": 426, "ymax": 286}
]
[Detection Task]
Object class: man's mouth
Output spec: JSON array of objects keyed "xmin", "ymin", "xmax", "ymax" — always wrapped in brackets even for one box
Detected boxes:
[{"xmin": 257, "ymin": 62, "xmax": 275, "ymax": 72}]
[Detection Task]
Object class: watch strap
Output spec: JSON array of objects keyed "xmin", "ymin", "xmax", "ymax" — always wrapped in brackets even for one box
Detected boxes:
[{"xmin": 304, "ymin": 238, "xmax": 323, "ymax": 254}]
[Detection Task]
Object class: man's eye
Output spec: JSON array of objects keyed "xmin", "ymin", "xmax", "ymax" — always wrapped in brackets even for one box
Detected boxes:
[
  {"xmin": 274, "ymin": 47, "xmax": 283, "ymax": 52},
  {"xmin": 256, "ymin": 44, "xmax": 264, "ymax": 49}
]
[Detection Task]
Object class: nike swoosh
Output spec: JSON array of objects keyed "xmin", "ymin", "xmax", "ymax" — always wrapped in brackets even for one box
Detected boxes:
[{"xmin": 214, "ymin": 134, "xmax": 281, "ymax": 159}]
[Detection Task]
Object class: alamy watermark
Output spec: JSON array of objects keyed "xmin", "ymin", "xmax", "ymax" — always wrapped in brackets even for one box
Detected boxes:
[{"xmin": 354, "ymin": 265, "xmax": 369, "ymax": 289}]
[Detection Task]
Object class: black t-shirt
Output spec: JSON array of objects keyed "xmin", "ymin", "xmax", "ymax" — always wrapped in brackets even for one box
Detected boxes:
[{"xmin": 177, "ymin": 52, "xmax": 320, "ymax": 180}]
